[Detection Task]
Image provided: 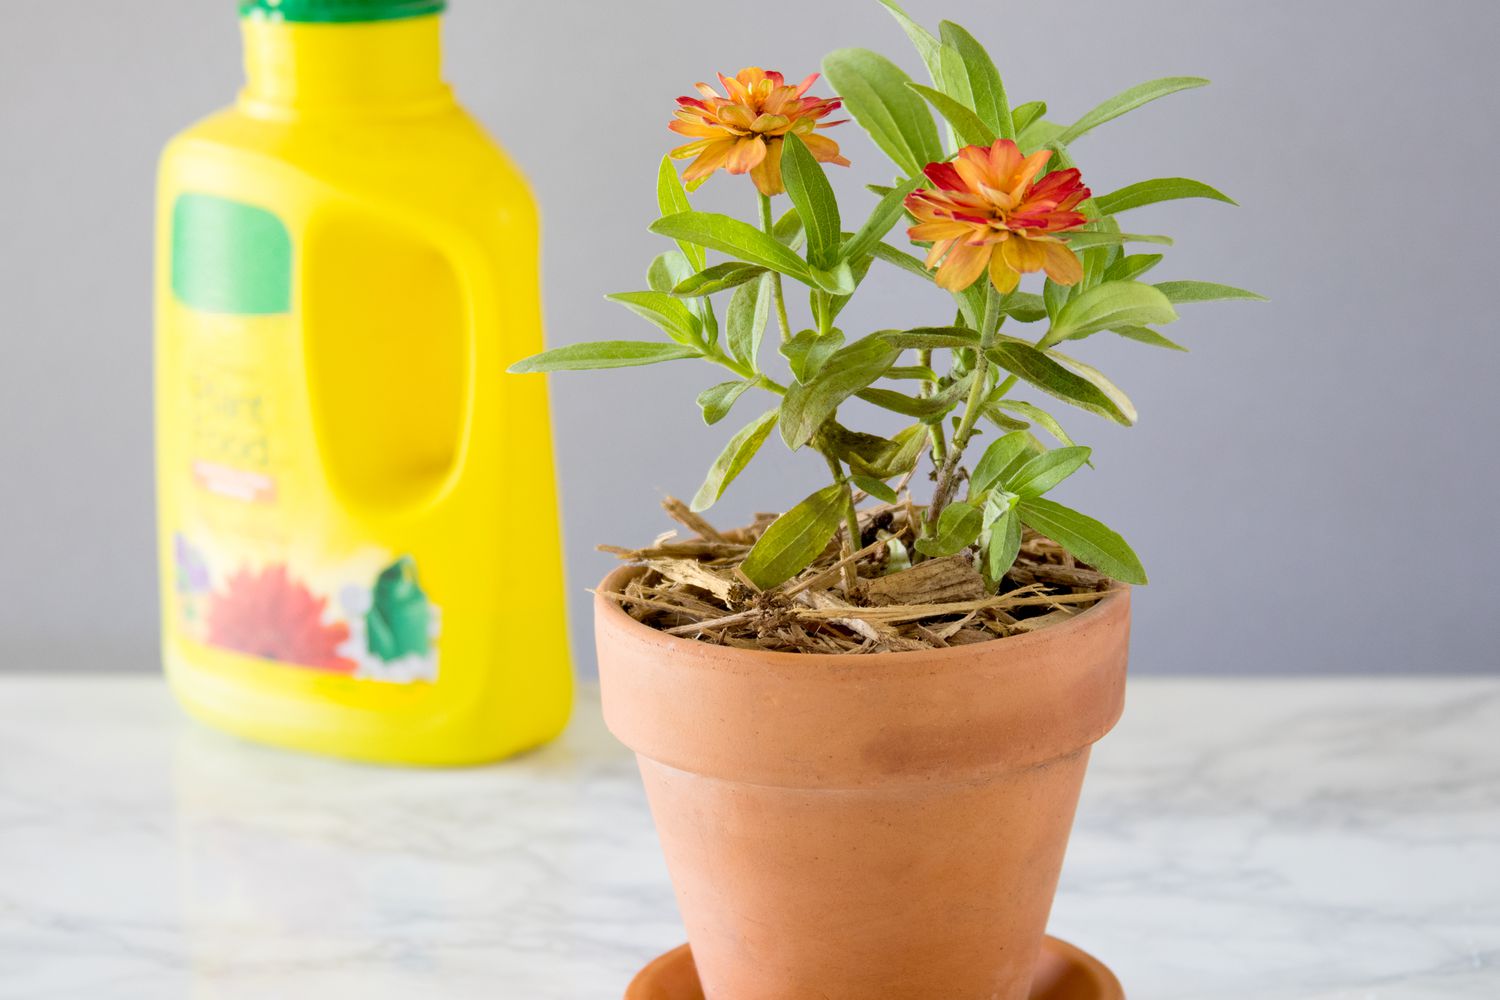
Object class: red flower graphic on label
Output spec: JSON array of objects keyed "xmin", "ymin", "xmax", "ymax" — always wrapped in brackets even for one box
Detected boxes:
[{"xmin": 206, "ymin": 564, "xmax": 356, "ymax": 673}]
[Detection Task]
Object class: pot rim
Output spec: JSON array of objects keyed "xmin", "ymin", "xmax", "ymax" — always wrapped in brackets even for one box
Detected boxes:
[{"xmin": 596, "ymin": 563, "xmax": 1129, "ymax": 670}]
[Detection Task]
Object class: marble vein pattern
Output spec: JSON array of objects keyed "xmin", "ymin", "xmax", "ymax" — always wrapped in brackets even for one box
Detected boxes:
[{"xmin": 0, "ymin": 677, "xmax": 1496, "ymax": 999}]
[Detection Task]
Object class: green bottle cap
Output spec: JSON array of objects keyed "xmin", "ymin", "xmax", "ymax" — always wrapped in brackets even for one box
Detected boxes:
[{"xmin": 239, "ymin": 0, "xmax": 446, "ymax": 23}]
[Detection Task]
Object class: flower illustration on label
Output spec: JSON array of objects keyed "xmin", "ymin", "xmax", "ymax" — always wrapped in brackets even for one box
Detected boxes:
[
  {"xmin": 174, "ymin": 538, "xmax": 440, "ymax": 683},
  {"xmin": 205, "ymin": 564, "xmax": 357, "ymax": 673}
]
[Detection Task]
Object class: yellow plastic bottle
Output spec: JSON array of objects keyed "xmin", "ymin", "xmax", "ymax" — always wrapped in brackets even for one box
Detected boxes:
[{"xmin": 154, "ymin": 0, "xmax": 571, "ymax": 764}]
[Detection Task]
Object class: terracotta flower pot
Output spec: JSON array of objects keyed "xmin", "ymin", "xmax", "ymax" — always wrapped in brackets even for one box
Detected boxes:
[{"xmin": 596, "ymin": 566, "xmax": 1130, "ymax": 1000}]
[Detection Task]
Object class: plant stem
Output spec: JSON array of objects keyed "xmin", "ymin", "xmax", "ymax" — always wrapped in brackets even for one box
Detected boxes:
[
  {"xmin": 704, "ymin": 347, "xmax": 786, "ymax": 393},
  {"xmin": 821, "ymin": 450, "xmax": 862, "ymax": 593},
  {"xmin": 925, "ymin": 286, "xmax": 1004, "ymax": 536},
  {"xmin": 759, "ymin": 193, "xmax": 793, "ymax": 342}
]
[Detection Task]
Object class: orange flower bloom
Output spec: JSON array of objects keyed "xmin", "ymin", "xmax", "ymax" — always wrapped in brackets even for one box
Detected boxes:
[
  {"xmin": 670, "ymin": 67, "xmax": 850, "ymax": 196},
  {"xmin": 905, "ymin": 139, "xmax": 1091, "ymax": 294}
]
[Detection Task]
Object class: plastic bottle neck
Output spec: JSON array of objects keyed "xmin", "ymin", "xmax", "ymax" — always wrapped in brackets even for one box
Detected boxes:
[{"xmin": 239, "ymin": 14, "xmax": 451, "ymax": 116}]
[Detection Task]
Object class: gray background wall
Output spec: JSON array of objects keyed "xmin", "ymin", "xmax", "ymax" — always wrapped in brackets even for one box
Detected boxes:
[{"xmin": 2, "ymin": 1, "xmax": 1497, "ymax": 676}]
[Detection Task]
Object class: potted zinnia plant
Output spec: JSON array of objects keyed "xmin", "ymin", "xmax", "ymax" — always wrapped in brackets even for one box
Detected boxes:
[{"xmin": 513, "ymin": 3, "xmax": 1261, "ymax": 996}]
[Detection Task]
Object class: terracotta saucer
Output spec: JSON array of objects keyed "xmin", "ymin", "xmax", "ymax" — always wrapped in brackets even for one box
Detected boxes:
[{"xmin": 625, "ymin": 934, "xmax": 1124, "ymax": 999}]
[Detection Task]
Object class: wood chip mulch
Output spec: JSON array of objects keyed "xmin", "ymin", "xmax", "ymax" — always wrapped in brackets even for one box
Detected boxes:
[{"xmin": 596, "ymin": 496, "xmax": 1123, "ymax": 654}]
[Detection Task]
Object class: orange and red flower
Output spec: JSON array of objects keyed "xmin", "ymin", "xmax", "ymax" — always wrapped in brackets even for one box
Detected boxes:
[
  {"xmin": 670, "ymin": 67, "xmax": 850, "ymax": 196},
  {"xmin": 206, "ymin": 564, "xmax": 356, "ymax": 673},
  {"xmin": 905, "ymin": 139, "xmax": 1092, "ymax": 294}
]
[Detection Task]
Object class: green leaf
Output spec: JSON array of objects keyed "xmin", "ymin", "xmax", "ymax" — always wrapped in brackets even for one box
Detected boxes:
[
  {"xmin": 876, "ymin": 0, "xmax": 981, "ymax": 154},
  {"xmin": 741, "ymin": 483, "xmax": 848, "ymax": 588},
  {"xmin": 1017, "ymin": 497, "xmax": 1147, "ymax": 584},
  {"xmin": 1010, "ymin": 100, "xmax": 1046, "ymax": 135},
  {"xmin": 842, "ymin": 177, "xmax": 923, "ymax": 264},
  {"xmin": 780, "ymin": 334, "xmax": 901, "ymax": 448},
  {"xmin": 828, "ymin": 254, "xmax": 876, "ymax": 325},
  {"xmin": 1153, "ymin": 280, "xmax": 1269, "ymax": 304},
  {"xmin": 1062, "ymin": 230, "xmax": 1174, "ymax": 250},
  {"xmin": 1047, "ymin": 281, "xmax": 1178, "ymax": 344},
  {"xmin": 690, "ymin": 409, "xmax": 779, "ymax": 511},
  {"xmin": 1112, "ymin": 325, "xmax": 1187, "ymax": 351},
  {"xmin": 856, "ymin": 376, "xmax": 968, "ymax": 421},
  {"xmin": 671, "ymin": 262, "xmax": 767, "ymax": 298},
  {"xmin": 856, "ymin": 386, "xmax": 939, "ymax": 419},
  {"xmin": 656, "ymin": 156, "xmax": 704, "ymax": 272},
  {"xmin": 985, "ymin": 408, "xmax": 1030, "ymax": 432},
  {"xmin": 842, "ymin": 422, "xmax": 929, "ymax": 479},
  {"xmin": 1017, "ymin": 117, "xmax": 1065, "ymax": 152},
  {"xmin": 1057, "ymin": 77, "xmax": 1210, "ymax": 146},
  {"xmin": 909, "ymin": 83, "xmax": 996, "ymax": 147},
  {"xmin": 970, "ymin": 430, "xmax": 1042, "ymax": 496},
  {"xmin": 914, "ymin": 500, "xmax": 983, "ymax": 557},
  {"xmin": 980, "ymin": 488, "xmax": 1011, "ymax": 533},
  {"xmin": 992, "ymin": 400, "xmax": 1079, "ymax": 447},
  {"xmin": 1005, "ymin": 445, "xmax": 1091, "ymax": 497},
  {"xmin": 726, "ymin": 273, "xmax": 772, "ymax": 370},
  {"xmin": 696, "ymin": 380, "xmax": 754, "ymax": 426},
  {"xmin": 648, "ymin": 250, "xmax": 695, "ymax": 295},
  {"xmin": 878, "ymin": 0, "xmax": 944, "ymax": 85},
  {"xmin": 1002, "ymin": 292, "xmax": 1048, "ymax": 323},
  {"xmin": 781, "ymin": 328, "xmax": 845, "ymax": 383},
  {"xmin": 985, "ymin": 407, "xmax": 1031, "ymax": 432},
  {"xmin": 1104, "ymin": 253, "xmax": 1164, "ymax": 282},
  {"xmin": 605, "ymin": 291, "xmax": 703, "ymax": 346},
  {"xmin": 829, "ymin": 253, "xmax": 875, "ymax": 323},
  {"xmin": 986, "ymin": 504, "xmax": 1023, "ymax": 582},
  {"xmin": 852, "ymin": 475, "xmax": 899, "ymax": 503},
  {"xmin": 810, "ymin": 261, "xmax": 857, "ymax": 296},
  {"xmin": 956, "ymin": 284, "xmax": 987, "ymax": 330},
  {"xmin": 781, "ymin": 133, "xmax": 842, "ymax": 270},
  {"xmin": 823, "ymin": 48, "xmax": 944, "ymax": 178},
  {"xmin": 651, "ymin": 212, "xmax": 811, "ymax": 282},
  {"xmin": 870, "ymin": 422, "xmax": 924, "ymax": 479},
  {"xmin": 871, "ymin": 241, "xmax": 933, "ymax": 280},
  {"xmin": 879, "ymin": 326, "xmax": 981, "ymax": 350},
  {"xmin": 1093, "ymin": 177, "xmax": 1236, "ymax": 216},
  {"xmin": 365, "ymin": 556, "xmax": 431, "ymax": 661},
  {"xmin": 774, "ymin": 207, "xmax": 805, "ymax": 249},
  {"xmin": 1044, "ymin": 276, "xmax": 1071, "ymax": 324},
  {"xmin": 508, "ymin": 341, "xmax": 698, "ymax": 373},
  {"xmin": 986, "ymin": 342, "xmax": 1133, "ymax": 425},
  {"xmin": 1047, "ymin": 347, "xmax": 1140, "ymax": 424},
  {"xmin": 885, "ymin": 365, "xmax": 938, "ymax": 381},
  {"xmin": 1079, "ymin": 213, "xmax": 1119, "ymax": 290},
  {"xmin": 938, "ymin": 20, "xmax": 1013, "ymax": 140}
]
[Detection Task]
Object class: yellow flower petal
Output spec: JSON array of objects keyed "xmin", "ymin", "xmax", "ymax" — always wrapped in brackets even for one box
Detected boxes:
[
  {"xmin": 751, "ymin": 113, "xmax": 791, "ymax": 134},
  {"xmin": 717, "ymin": 104, "xmax": 756, "ymax": 131},
  {"xmin": 750, "ymin": 140, "xmax": 785, "ymax": 195},
  {"xmin": 800, "ymin": 132, "xmax": 850, "ymax": 166},
  {"xmin": 988, "ymin": 252, "xmax": 1021, "ymax": 294},
  {"xmin": 724, "ymin": 136, "xmax": 768, "ymax": 174},
  {"xmin": 680, "ymin": 139, "xmax": 737, "ymax": 181},
  {"xmin": 1001, "ymin": 235, "xmax": 1047, "ymax": 274},
  {"xmin": 935, "ymin": 242, "xmax": 991, "ymax": 291},
  {"xmin": 1041, "ymin": 241, "xmax": 1084, "ymax": 285},
  {"xmin": 923, "ymin": 238, "xmax": 955, "ymax": 269}
]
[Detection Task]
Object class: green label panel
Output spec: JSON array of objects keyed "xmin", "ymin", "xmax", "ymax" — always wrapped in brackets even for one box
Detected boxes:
[{"xmin": 172, "ymin": 194, "xmax": 292, "ymax": 315}]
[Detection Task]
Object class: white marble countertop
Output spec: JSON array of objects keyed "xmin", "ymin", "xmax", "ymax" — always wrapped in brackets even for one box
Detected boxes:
[{"xmin": 2, "ymin": 676, "xmax": 1497, "ymax": 999}]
